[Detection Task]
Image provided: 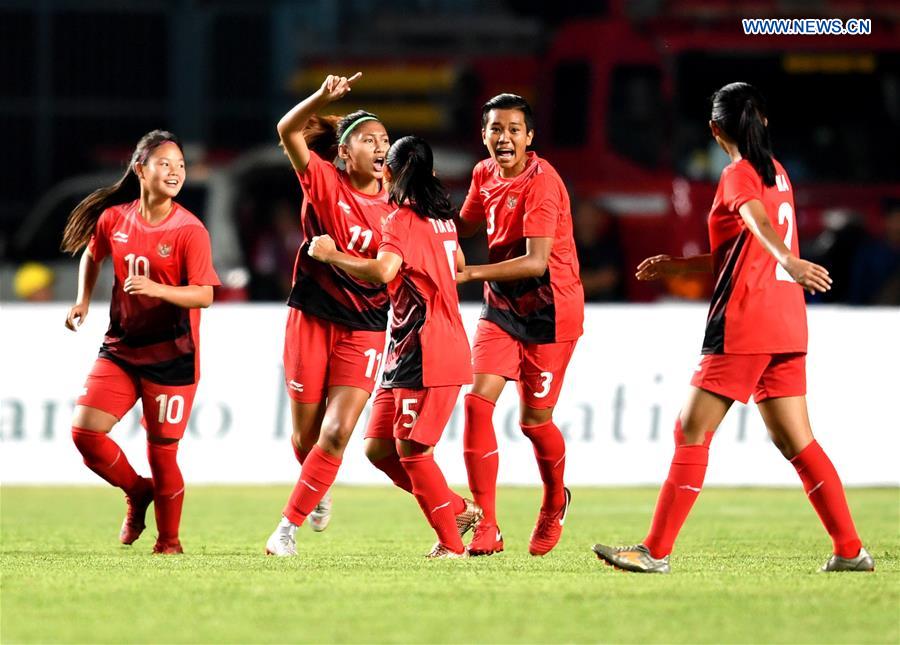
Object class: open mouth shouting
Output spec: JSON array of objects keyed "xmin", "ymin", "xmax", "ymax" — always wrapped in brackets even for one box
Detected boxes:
[
  {"xmin": 495, "ymin": 147, "xmax": 516, "ymax": 162},
  {"xmin": 373, "ymin": 156, "xmax": 385, "ymax": 172}
]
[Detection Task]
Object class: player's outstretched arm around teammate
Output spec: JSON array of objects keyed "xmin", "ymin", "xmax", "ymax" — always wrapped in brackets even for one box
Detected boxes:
[
  {"xmin": 593, "ymin": 82, "xmax": 871, "ymax": 574},
  {"xmin": 61, "ymin": 130, "xmax": 220, "ymax": 555}
]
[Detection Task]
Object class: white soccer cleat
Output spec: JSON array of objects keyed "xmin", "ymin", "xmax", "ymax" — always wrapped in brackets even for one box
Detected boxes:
[
  {"xmin": 309, "ymin": 491, "xmax": 333, "ymax": 532},
  {"xmin": 426, "ymin": 542, "xmax": 469, "ymax": 559},
  {"xmin": 265, "ymin": 517, "xmax": 298, "ymax": 556}
]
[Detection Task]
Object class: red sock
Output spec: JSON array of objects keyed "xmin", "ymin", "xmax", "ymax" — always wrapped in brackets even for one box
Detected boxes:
[
  {"xmin": 790, "ymin": 441, "xmax": 862, "ymax": 558},
  {"xmin": 643, "ymin": 422, "xmax": 712, "ymax": 559},
  {"xmin": 401, "ymin": 453, "xmax": 465, "ymax": 553},
  {"xmin": 147, "ymin": 441, "xmax": 184, "ymax": 545},
  {"xmin": 370, "ymin": 453, "xmax": 414, "ymax": 493},
  {"xmin": 463, "ymin": 393, "xmax": 499, "ymax": 525},
  {"xmin": 71, "ymin": 428, "xmax": 141, "ymax": 494},
  {"xmin": 520, "ymin": 420, "xmax": 566, "ymax": 512},
  {"xmin": 283, "ymin": 445, "xmax": 341, "ymax": 525}
]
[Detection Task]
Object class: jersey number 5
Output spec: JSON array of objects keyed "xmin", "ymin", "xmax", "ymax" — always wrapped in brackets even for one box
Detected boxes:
[{"xmin": 774, "ymin": 202, "xmax": 796, "ymax": 283}]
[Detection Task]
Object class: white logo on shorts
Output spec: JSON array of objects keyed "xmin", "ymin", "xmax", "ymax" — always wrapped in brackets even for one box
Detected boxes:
[{"xmin": 288, "ymin": 380, "xmax": 304, "ymax": 392}]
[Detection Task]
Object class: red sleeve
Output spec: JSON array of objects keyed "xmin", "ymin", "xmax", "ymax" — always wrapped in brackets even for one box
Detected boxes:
[
  {"xmin": 459, "ymin": 164, "xmax": 486, "ymax": 225},
  {"xmin": 87, "ymin": 209, "xmax": 112, "ymax": 262},
  {"xmin": 182, "ymin": 225, "xmax": 221, "ymax": 286},
  {"xmin": 296, "ymin": 151, "xmax": 341, "ymax": 204},
  {"xmin": 379, "ymin": 208, "xmax": 408, "ymax": 261},
  {"xmin": 522, "ymin": 169, "xmax": 559, "ymax": 238},
  {"xmin": 722, "ymin": 162, "xmax": 762, "ymax": 212}
]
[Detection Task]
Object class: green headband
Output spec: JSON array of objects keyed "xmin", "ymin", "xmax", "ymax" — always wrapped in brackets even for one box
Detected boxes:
[{"xmin": 338, "ymin": 116, "xmax": 378, "ymax": 146}]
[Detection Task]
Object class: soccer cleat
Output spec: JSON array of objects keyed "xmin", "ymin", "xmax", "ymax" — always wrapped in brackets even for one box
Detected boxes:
[
  {"xmin": 308, "ymin": 491, "xmax": 333, "ymax": 532},
  {"xmin": 119, "ymin": 477, "xmax": 154, "ymax": 545},
  {"xmin": 265, "ymin": 518, "xmax": 298, "ymax": 556},
  {"xmin": 592, "ymin": 543, "xmax": 671, "ymax": 574},
  {"xmin": 820, "ymin": 547, "xmax": 875, "ymax": 572},
  {"xmin": 455, "ymin": 498, "xmax": 483, "ymax": 538},
  {"xmin": 152, "ymin": 540, "xmax": 184, "ymax": 555},
  {"xmin": 426, "ymin": 543, "xmax": 468, "ymax": 559},
  {"xmin": 528, "ymin": 487, "xmax": 572, "ymax": 556},
  {"xmin": 467, "ymin": 523, "xmax": 504, "ymax": 556}
]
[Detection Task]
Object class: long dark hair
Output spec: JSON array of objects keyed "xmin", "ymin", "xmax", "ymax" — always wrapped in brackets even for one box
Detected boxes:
[
  {"xmin": 386, "ymin": 136, "xmax": 454, "ymax": 221},
  {"xmin": 301, "ymin": 110, "xmax": 381, "ymax": 161},
  {"xmin": 711, "ymin": 82, "xmax": 776, "ymax": 187},
  {"xmin": 61, "ymin": 130, "xmax": 183, "ymax": 253}
]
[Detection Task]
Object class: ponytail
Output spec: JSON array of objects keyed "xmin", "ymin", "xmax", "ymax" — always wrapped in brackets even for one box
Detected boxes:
[
  {"xmin": 711, "ymin": 82, "xmax": 776, "ymax": 187},
  {"xmin": 61, "ymin": 129, "xmax": 181, "ymax": 254},
  {"xmin": 302, "ymin": 115, "xmax": 340, "ymax": 160},
  {"xmin": 738, "ymin": 99, "xmax": 776, "ymax": 187},
  {"xmin": 386, "ymin": 136, "xmax": 455, "ymax": 221}
]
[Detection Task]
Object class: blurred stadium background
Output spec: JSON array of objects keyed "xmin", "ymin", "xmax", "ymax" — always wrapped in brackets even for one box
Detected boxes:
[{"xmin": 2, "ymin": 0, "xmax": 898, "ymax": 305}]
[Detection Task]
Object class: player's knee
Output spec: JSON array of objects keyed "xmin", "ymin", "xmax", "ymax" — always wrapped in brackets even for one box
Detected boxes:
[
  {"xmin": 364, "ymin": 438, "xmax": 392, "ymax": 463},
  {"xmin": 520, "ymin": 405, "xmax": 552, "ymax": 427},
  {"xmin": 319, "ymin": 417, "xmax": 353, "ymax": 453}
]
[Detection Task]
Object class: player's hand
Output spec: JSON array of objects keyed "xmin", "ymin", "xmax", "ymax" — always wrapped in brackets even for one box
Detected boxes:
[
  {"xmin": 456, "ymin": 267, "xmax": 471, "ymax": 284},
  {"xmin": 783, "ymin": 256, "xmax": 832, "ymax": 294},
  {"xmin": 65, "ymin": 302, "xmax": 89, "ymax": 331},
  {"xmin": 123, "ymin": 275, "xmax": 162, "ymax": 298},
  {"xmin": 635, "ymin": 255, "xmax": 680, "ymax": 280},
  {"xmin": 308, "ymin": 234, "xmax": 337, "ymax": 262},
  {"xmin": 319, "ymin": 73, "xmax": 362, "ymax": 103}
]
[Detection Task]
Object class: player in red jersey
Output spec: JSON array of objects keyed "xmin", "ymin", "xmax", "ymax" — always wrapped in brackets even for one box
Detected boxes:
[
  {"xmin": 309, "ymin": 136, "xmax": 480, "ymax": 558},
  {"xmin": 592, "ymin": 83, "xmax": 873, "ymax": 574},
  {"xmin": 61, "ymin": 130, "xmax": 220, "ymax": 555},
  {"xmin": 456, "ymin": 94, "xmax": 584, "ymax": 556},
  {"xmin": 266, "ymin": 73, "xmax": 397, "ymax": 555}
]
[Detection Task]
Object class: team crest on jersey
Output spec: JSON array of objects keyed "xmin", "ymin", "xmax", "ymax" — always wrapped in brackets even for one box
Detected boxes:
[
  {"xmin": 506, "ymin": 195, "xmax": 518, "ymax": 210},
  {"xmin": 157, "ymin": 242, "xmax": 172, "ymax": 258}
]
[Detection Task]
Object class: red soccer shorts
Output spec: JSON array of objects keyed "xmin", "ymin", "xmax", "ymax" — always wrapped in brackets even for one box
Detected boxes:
[
  {"xmin": 364, "ymin": 385, "xmax": 461, "ymax": 446},
  {"xmin": 471, "ymin": 319, "xmax": 577, "ymax": 409},
  {"xmin": 283, "ymin": 308, "xmax": 387, "ymax": 403},
  {"xmin": 690, "ymin": 353, "xmax": 807, "ymax": 404},
  {"xmin": 77, "ymin": 358, "xmax": 197, "ymax": 440}
]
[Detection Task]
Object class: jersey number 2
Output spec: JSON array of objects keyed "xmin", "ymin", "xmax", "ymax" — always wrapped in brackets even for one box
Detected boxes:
[{"xmin": 774, "ymin": 202, "xmax": 796, "ymax": 283}]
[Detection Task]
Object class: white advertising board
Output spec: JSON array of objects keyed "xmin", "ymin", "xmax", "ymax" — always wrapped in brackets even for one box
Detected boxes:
[{"xmin": 2, "ymin": 303, "xmax": 898, "ymax": 486}]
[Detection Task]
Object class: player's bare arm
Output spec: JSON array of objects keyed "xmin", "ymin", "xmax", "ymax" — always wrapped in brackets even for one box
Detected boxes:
[
  {"xmin": 277, "ymin": 72, "xmax": 362, "ymax": 174},
  {"xmin": 635, "ymin": 254, "xmax": 713, "ymax": 281},
  {"xmin": 122, "ymin": 277, "xmax": 214, "ymax": 308},
  {"xmin": 737, "ymin": 199, "xmax": 832, "ymax": 294},
  {"xmin": 456, "ymin": 216, "xmax": 484, "ymax": 238},
  {"xmin": 65, "ymin": 248, "xmax": 102, "ymax": 331},
  {"xmin": 458, "ymin": 236, "xmax": 551, "ymax": 284},
  {"xmin": 308, "ymin": 234, "xmax": 402, "ymax": 284}
]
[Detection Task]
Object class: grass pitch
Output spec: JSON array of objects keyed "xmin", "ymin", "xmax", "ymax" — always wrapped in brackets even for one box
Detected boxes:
[{"xmin": 1, "ymin": 485, "xmax": 897, "ymax": 644}]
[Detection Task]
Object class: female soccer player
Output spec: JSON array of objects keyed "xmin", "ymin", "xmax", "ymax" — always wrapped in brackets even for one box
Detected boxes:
[
  {"xmin": 592, "ymin": 82, "xmax": 874, "ymax": 573},
  {"xmin": 309, "ymin": 136, "xmax": 479, "ymax": 558},
  {"xmin": 62, "ymin": 130, "xmax": 220, "ymax": 555},
  {"xmin": 265, "ymin": 73, "xmax": 396, "ymax": 556},
  {"xmin": 456, "ymin": 94, "xmax": 584, "ymax": 556}
]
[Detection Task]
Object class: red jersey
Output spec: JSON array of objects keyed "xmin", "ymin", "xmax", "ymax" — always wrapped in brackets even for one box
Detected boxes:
[
  {"xmin": 88, "ymin": 200, "xmax": 220, "ymax": 385},
  {"xmin": 378, "ymin": 207, "xmax": 472, "ymax": 388},
  {"xmin": 703, "ymin": 158, "xmax": 807, "ymax": 354},
  {"xmin": 287, "ymin": 151, "xmax": 393, "ymax": 331},
  {"xmin": 459, "ymin": 152, "xmax": 583, "ymax": 344}
]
